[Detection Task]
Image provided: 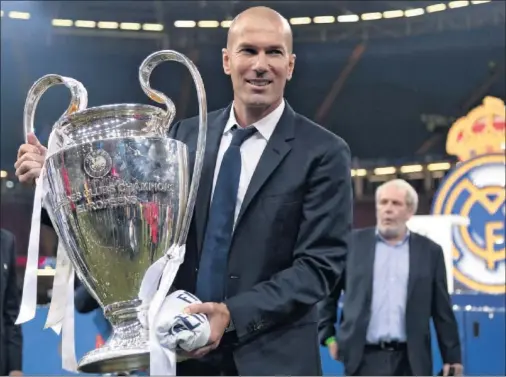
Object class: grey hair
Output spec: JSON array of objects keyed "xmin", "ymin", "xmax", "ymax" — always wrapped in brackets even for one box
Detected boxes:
[{"xmin": 375, "ymin": 179, "xmax": 419, "ymax": 214}]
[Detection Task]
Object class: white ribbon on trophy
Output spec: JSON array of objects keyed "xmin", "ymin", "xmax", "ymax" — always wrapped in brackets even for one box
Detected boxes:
[
  {"xmin": 18, "ymin": 129, "xmax": 79, "ymax": 372},
  {"xmin": 44, "ymin": 220, "xmax": 77, "ymax": 372},
  {"xmin": 138, "ymin": 244, "xmax": 212, "ymax": 375},
  {"xmin": 16, "ymin": 126, "xmax": 60, "ymax": 327},
  {"xmin": 44, "ymin": 242, "xmax": 72, "ymax": 334},
  {"xmin": 138, "ymin": 245, "xmax": 186, "ymax": 374},
  {"xmin": 407, "ymin": 214, "xmax": 470, "ymax": 293},
  {"xmin": 41, "ymin": 129, "xmax": 79, "ymax": 372},
  {"xmin": 15, "ymin": 166, "xmax": 45, "ymax": 325},
  {"xmin": 44, "ymin": 125, "xmax": 74, "ymax": 334}
]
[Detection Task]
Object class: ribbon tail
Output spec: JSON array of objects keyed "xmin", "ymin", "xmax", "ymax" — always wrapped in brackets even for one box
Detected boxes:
[
  {"xmin": 16, "ymin": 168, "xmax": 46, "ymax": 324},
  {"xmin": 45, "ymin": 242, "xmax": 72, "ymax": 333},
  {"xmin": 61, "ymin": 270, "xmax": 78, "ymax": 372},
  {"xmin": 138, "ymin": 248, "xmax": 173, "ymax": 304},
  {"xmin": 149, "ymin": 331, "xmax": 177, "ymax": 377},
  {"xmin": 148, "ymin": 244, "xmax": 186, "ymax": 376}
]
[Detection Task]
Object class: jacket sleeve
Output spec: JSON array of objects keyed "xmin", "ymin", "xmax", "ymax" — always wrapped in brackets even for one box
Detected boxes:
[
  {"xmin": 225, "ymin": 139, "xmax": 353, "ymax": 342},
  {"xmin": 317, "ymin": 268, "xmax": 346, "ymax": 345},
  {"xmin": 3, "ymin": 232, "xmax": 23, "ymax": 372},
  {"xmin": 167, "ymin": 120, "xmax": 182, "ymax": 139},
  {"xmin": 431, "ymin": 244, "xmax": 462, "ymax": 364}
]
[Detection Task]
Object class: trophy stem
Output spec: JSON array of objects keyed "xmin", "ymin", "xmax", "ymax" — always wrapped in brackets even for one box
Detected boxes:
[{"xmin": 78, "ymin": 299, "xmax": 150, "ymax": 374}]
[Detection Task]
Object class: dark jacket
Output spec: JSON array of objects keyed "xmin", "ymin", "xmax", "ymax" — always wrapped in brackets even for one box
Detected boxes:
[
  {"xmin": 318, "ymin": 227, "xmax": 462, "ymax": 376},
  {"xmin": 169, "ymin": 102, "xmax": 352, "ymax": 375},
  {"xmin": 0, "ymin": 229, "xmax": 23, "ymax": 375}
]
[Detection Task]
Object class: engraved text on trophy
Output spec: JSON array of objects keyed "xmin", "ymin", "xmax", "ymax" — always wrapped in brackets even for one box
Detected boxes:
[{"xmin": 54, "ymin": 177, "xmax": 174, "ymax": 213}]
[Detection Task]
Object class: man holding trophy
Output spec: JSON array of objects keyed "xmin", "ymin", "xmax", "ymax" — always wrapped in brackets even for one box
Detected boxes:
[{"xmin": 14, "ymin": 6, "xmax": 352, "ymax": 376}]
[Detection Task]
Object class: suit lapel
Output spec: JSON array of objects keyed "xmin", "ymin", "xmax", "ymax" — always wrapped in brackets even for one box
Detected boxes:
[
  {"xmin": 407, "ymin": 234, "xmax": 422, "ymax": 299},
  {"xmin": 363, "ymin": 229, "xmax": 377, "ymax": 302},
  {"xmin": 194, "ymin": 105, "xmax": 230, "ymax": 254},
  {"xmin": 234, "ymin": 103, "xmax": 295, "ymax": 228}
]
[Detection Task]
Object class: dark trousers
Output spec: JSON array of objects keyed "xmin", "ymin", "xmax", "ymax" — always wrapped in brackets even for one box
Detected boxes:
[
  {"xmin": 352, "ymin": 345, "xmax": 413, "ymax": 376},
  {"xmin": 177, "ymin": 349, "xmax": 238, "ymax": 376}
]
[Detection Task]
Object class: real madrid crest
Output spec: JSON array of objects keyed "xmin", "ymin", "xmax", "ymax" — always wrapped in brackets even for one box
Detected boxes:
[
  {"xmin": 431, "ymin": 96, "xmax": 505, "ymax": 294},
  {"xmin": 84, "ymin": 149, "xmax": 113, "ymax": 178}
]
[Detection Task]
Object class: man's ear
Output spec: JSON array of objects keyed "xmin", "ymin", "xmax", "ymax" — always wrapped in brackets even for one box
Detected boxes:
[
  {"xmin": 222, "ymin": 48, "xmax": 231, "ymax": 76},
  {"xmin": 287, "ymin": 53, "xmax": 296, "ymax": 81}
]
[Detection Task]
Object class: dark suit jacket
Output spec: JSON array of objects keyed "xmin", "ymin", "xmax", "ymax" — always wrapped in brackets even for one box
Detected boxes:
[
  {"xmin": 319, "ymin": 227, "xmax": 461, "ymax": 376},
  {"xmin": 169, "ymin": 102, "xmax": 352, "ymax": 375},
  {"xmin": 317, "ymin": 268, "xmax": 345, "ymax": 344},
  {"xmin": 0, "ymin": 229, "xmax": 23, "ymax": 375}
]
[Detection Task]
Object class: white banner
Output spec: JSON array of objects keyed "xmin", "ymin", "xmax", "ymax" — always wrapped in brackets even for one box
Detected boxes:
[{"xmin": 406, "ymin": 215, "xmax": 469, "ymax": 294}]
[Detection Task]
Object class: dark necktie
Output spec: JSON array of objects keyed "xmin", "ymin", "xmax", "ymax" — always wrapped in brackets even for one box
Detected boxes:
[{"xmin": 195, "ymin": 125, "xmax": 257, "ymax": 303}]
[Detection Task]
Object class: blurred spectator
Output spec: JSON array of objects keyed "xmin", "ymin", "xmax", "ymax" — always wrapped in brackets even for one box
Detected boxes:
[
  {"xmin": 319, "ymin": 179, "xmax": 463, "ymax": 376},
  {"xmin": 1, "ymin": 229, "xmax": 23, "ymax": 376}
]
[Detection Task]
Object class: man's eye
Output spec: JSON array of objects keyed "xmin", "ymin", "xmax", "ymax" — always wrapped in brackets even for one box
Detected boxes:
[
  {"xmin": 242, "ymin": 48, "xmax": 256, "ymax": 54},
  {"xmin": 269, "ymin": 50, "xmax": 282, "ymax": 55}
]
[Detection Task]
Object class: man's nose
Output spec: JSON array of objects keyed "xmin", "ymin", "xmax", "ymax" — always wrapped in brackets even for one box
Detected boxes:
[
  {"xmin": 252, "ymin": 52, "xmax": 268, "ymax": 74},
  {"xmin": 384, "ymin": 204, "xmax": 394, "ymax": 213}
]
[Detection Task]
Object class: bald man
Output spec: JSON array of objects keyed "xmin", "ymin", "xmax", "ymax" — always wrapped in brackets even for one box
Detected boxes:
[{"xmin": 15, "ymin": 6, "xmax": 352, "ymax": 376}]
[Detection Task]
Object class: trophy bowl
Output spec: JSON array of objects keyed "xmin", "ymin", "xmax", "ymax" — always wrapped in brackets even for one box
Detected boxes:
[{"xmin": 23, "ymin": 51, "xmax": 207, "ymax": 374}]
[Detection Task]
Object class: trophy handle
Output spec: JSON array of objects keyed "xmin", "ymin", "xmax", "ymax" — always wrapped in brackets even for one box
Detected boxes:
[
  {"xmin": 23, "ymin": 74, "xmax": 88, "ymax": 142},
  {"xmin": 139, "ymin": 50, "xmax": 207, "ymax": 247}
]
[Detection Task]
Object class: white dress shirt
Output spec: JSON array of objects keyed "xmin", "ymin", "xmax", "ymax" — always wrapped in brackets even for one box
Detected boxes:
[{"xmin": 211, "ymin": 100, "xmax": 285, "ymax": 223}]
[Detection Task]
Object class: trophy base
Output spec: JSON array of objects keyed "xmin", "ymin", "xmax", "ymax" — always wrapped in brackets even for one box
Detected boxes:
[
  {"xmin": 78, "ymin": 300, "xmax": 150, "ymax": 374},
  {"xmin": 79, "ymin": 348, "xmax": 149, "ymax": 375}
]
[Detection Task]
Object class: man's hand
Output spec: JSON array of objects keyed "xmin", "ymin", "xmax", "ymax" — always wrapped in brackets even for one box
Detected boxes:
[
  {"xmin": 9, "ymin": 371, "xmax": 23, "ymax": 376},
  {"xmin": 15, "ymin": 132, "xmax": 47, "ymax": 185},
  {"xmin": 443, "ymin": 363, "xmax": 463, "ymax": 376},
  {"xmin": 328, "ymin": 341, "xmax": 339, "ymax": 361},
  {"xmin": 183, "ymin": 302, "xmax": 231, "ymax": 359}
]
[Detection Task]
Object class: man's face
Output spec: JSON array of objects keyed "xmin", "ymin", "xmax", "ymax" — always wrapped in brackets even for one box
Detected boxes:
[
  {"xmin": 222, "ymin": 19, "xmax": 295, "ymax": 109},
  {"xmin": 376, "ymin": 185, "xmax": 414, "ymax": 239}
]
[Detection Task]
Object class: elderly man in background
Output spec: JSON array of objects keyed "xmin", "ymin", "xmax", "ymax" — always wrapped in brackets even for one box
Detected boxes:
[{"xmin": 319, "ymin": 179, "xmax": 463, "ymax": 376}]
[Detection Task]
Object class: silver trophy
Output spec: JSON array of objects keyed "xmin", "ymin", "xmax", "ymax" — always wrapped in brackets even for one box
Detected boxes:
[{"xmin": 23, "ymin": 51, "xmax": 207, "ymax": 373}]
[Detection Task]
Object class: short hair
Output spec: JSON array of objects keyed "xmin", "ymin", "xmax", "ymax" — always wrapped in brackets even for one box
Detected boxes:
[{"xmin": 375, "ymin": 179, "xmax": 419, "ymax": 214}]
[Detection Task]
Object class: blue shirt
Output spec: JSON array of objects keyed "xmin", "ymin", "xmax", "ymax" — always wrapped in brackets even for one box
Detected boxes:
[{"xmin": 366, "ymin": 230, "xmax": 410, "ymax": 343}]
